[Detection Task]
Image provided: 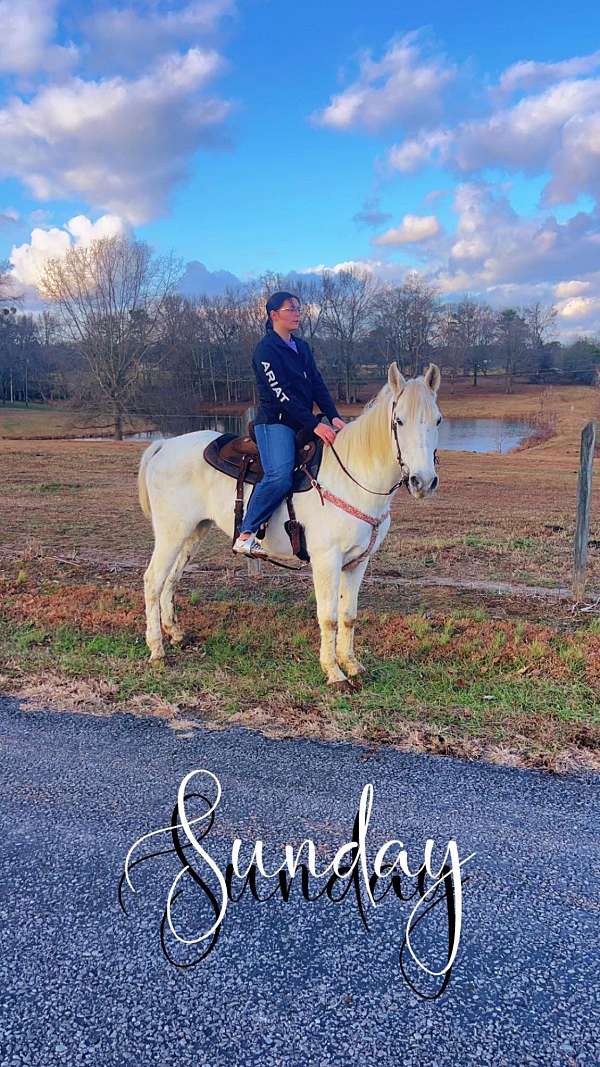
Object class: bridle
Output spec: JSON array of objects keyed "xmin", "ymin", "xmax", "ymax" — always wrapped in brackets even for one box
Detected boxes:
[{"xmin": 327, "ymin": 396, "xmax": 439, "ymax": 498}]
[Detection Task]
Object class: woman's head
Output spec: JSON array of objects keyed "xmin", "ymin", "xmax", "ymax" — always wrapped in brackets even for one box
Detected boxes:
[{"xmin": 265, "ymin": 291, "xmax": 301, "ymax": 332}]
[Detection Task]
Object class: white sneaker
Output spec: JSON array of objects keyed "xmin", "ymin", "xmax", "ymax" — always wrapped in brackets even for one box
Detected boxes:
[{"xmin": 232, "ymin": 534, "xmax": 265, "ymax": 557}]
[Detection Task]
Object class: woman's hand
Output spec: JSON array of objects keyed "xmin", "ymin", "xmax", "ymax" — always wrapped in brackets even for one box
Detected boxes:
[
  {"xmin": 314, "ymin": 422, "xmax": 337, "ymax": 446},
  {"xmin": 332, "ymin": 417, "xmax": 345, "ymax": 431}
]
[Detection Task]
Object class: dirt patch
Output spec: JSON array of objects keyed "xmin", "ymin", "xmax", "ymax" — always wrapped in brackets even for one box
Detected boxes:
[{"xmin": 10, "ymin": 672, "xmax": 600, "ymax": 775}]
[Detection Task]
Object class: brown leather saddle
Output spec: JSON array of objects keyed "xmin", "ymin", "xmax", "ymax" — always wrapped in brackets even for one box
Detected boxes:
[
  {"xmin": 203, "ymin": 423, "xmax": 324, "ymax": 561},
  {"xmin": 203, "ymin": 422, "xmax": 318, "ymax": 484}
]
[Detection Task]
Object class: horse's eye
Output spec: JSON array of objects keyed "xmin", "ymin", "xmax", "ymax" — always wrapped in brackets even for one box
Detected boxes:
[
  {"xmin": 436, "ymin": 416, "xmax": 442, "ymax": 426},
  {"xmin": 397, "ymin": 419, "xmax": 404, "ymax": 427}
]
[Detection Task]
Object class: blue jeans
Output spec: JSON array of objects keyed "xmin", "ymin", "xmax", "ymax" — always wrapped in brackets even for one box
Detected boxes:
[{"xmin": 240, "ymin": 423, "xmax": 296, "ymax": 534}]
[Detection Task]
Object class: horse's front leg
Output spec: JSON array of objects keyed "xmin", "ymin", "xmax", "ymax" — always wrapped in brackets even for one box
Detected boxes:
[
  {"xmin": 336, "ymin": 559, "xmax": 369, "ymax": 678},
  {"xmin": 311, "ymin": 551, "xmax": 347, "ymax": 685}
]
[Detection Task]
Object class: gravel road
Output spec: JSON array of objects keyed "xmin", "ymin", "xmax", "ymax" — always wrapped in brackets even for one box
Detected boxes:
[{"xmin": 0, "ymin": 694, "xmax": 598, "ymax": 1067}]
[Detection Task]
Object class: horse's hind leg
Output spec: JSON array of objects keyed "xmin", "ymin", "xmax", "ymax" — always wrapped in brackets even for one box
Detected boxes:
[
  {"xmin": 160, "ymin": 520, "xmax": 212, "ymax": 644},
  {"xmin": 144, "ymin": 526, "xmax": 190, "ymax": 661},
  {"xmin": 336, "ymin": 560, "xmax": 369, "ymax": 678}
]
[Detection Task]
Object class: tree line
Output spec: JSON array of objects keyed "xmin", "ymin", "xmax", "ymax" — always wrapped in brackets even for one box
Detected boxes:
[{"xmin": 1, "ymin": 235, "xmax": 599, "ymax": 438}]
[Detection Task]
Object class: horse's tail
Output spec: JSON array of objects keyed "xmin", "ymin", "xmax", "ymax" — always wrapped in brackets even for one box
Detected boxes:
[{"xmin": 138, "ymin": 440, "xmax": 164, "ymax": 523}]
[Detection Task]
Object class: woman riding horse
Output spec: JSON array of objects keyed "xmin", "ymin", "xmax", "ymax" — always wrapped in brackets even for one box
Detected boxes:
[{"xmin": 232, "ymin": 291, "xmax": 345, "ymax": 556}]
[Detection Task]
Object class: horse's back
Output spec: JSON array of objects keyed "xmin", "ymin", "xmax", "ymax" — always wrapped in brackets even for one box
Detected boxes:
[{"xmin": 143, "ymin": 429, "xmax": 219, "ymax": 472}]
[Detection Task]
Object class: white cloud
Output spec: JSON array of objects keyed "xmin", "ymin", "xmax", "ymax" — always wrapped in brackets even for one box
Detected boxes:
[
  {"xmin": 497, "ymin": 50, "xmax": 600, "ymax": 97},
  {"xmin": 301, "ymin": 260, "xmax": 380, "ymax": 275},
  {"xmin": 9, "ymin": 214, "xmax": 126, "ymax": 288},
  {"xmin": 83, "ymin": 1, "xmax": 235, "ymax": 74},
  {"xmin": 556, "ymin": 296, "xmax": 600, "ymax": 320},
  {"xmin": 554, "ymin": 280, "xmax": 591, "ymax": 299},
  {"xmin": 430, "ymin": 182, "xmax": 600, "ymax": 290},
  {"xmin": 311, "ymin": 32, "xmax": 455, "ymax": 133},
  {"xmin": 300, "ymin": 259, "xmax": 415, "ymax": 289},
  {"xmin": 387, "ymin": 129, "xmax": 451, "ymax": 173},
  {"xmin": 373, "ymin": 214, "xmax": 440, "ymax": 246},
  {"xmin": 388, "ymin": 73, "xmax": 600, "ymax": 209},
  {"xmin": 0, "ymin": 0, "xmax": 77, "ymax": 77},
  {"xmin": 0, "ymin": 49, "xmax": 231, "ymax": 223},
  {"xmin": 370, "ymin": 45, "xmax": 600, "ymax": 333}
]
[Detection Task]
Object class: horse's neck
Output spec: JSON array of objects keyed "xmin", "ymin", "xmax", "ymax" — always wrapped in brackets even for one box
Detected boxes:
[{"xmin": 321, "ymin": 399, "xmax": 399, "ymax": 511}]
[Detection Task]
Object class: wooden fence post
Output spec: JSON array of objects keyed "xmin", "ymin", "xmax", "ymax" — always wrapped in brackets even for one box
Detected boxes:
[
  {"xmin": 572, "ymin": 419, "xmax": 597, "ymax": 601},
  {"xmin": 247, "ymin": 557, "xmax": 262, "ymax": 579}
]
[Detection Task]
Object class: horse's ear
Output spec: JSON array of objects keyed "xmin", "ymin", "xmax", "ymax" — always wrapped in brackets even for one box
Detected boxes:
[
  {"xmin": 388, "ymin": 361, "xmax": 406, "ymax": 396},
  {"xmin": 424, "ymin": 363, "xmax": 441, "ymax": 395}
]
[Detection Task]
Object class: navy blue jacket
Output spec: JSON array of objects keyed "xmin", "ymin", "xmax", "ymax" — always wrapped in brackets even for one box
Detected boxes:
[{"xmin": 252, "ymin": 329, "xmax": 340, "ymax": 432}]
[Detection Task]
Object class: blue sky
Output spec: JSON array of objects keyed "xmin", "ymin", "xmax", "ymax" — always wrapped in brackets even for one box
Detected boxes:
[{"xmin": 2, "ymin": 1, "xmax": 600, "ymax": 333}]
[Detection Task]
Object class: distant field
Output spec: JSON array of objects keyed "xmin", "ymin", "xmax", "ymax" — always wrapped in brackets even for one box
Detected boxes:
[
  {"xmin": 0, "ymin": 403, "xmax": 77, "ymax": 438},
  {"xmin": 0, "ymin": 403, "xmax": 152, "ymax": 439}
]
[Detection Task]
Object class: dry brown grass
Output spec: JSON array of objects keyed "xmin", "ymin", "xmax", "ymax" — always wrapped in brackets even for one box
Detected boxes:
[{"xmin": 2, "ymin": 381, "xmax": 598, "ymax": 589}]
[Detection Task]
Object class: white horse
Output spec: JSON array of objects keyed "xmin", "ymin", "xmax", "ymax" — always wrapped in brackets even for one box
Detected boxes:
[{"xmin": 138, "ymin": 361, "xmax": 442, "ymax": 685}]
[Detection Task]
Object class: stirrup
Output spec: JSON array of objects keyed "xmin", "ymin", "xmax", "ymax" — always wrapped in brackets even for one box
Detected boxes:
[{"xmin": 232, "ymin": 534, "xmax": 266, "ymax": 558}]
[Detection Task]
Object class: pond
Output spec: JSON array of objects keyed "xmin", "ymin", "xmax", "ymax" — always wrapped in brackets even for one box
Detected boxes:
[
  {"xmin": 438, "ymin": 418, "xmax": 531, "ymax": 453},
  {"xmin": 121, "ymin": 414, "xmax": 533, "ymax": 453}
]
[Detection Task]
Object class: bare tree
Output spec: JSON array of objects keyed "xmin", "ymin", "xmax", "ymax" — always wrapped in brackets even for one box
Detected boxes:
[
  {"xmin": 40, "ymin": 236, "xmax": 180, "ymax": 438},
  {"xmin": 523, "ymin": 302, "xmax": 558, "ymax": 376},
  {"xmin": 373, "ymin": 275, "xmax": 440, "ymax": 378},
  {"xmin": 445, "ymin": 297, "xmax": 496, "ymax": 386},
  {"xmin": 197, "ymin": 290, "xmax": 247, "ymax": 403},
  {"xmin": 40, "ymin": 309, "xmax": 59, "ymax": 347},
  {"xmin": 371, "ymin": 284, "xmax": 410, "ymax": 373},
  {"xmin": 558, "ymin": 337, "xmax": 600, "ymax": 384},
  {"xmin": 400, "ymin": 274, "xmax": 440, "ymax": 376},
  {"xmin": 320, "ymin": 267, "xmax": 380, "ymax": 402},
  {"xmin": 291, "ymin": 275, "xmax": 327, "ymax": 349},
  {"xmin": 496, "ymin": 308, "xmax": 529, "ymax": 393}
]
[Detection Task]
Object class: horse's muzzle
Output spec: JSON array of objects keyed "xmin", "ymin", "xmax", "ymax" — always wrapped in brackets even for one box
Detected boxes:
[{"xmin": 408, "ymin": 473, "xmax": 439, "ymax": 498}]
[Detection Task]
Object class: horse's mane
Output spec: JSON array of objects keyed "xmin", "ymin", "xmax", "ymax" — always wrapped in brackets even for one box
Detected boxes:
[{"xmin": 332, "ymin": 376, "xmax": 436, "ymax": 467}]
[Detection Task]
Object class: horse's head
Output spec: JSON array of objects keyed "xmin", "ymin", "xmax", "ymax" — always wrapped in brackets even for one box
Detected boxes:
[{"xmin": 388, "ymin": 361, "xmax": 442, "ymax": 499}]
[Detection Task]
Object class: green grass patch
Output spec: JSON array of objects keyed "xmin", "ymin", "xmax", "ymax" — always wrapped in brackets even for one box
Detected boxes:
[
  {"xmin": 1, "ymin": 610, "xmax": 599, "ymax": 724},
  {"xmin": 30, "ymin": 482, "xmax": 88, "ymax": 494},
  {"xmin": 462, "ymin": 533, "xmax": 497, "ymax": 549}
]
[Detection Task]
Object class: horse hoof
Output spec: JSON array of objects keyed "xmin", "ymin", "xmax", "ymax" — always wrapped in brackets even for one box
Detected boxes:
[
  {"xmin": 346, "ymin": 675, "xmax": 364, "ymax": 691},
  {"xmin": 149, "ymin": 651, "xmax": 165, "ymax": 667},
  {"xmin": 330, "ymin": 679, "xmax": 354, "ymax": 693}
]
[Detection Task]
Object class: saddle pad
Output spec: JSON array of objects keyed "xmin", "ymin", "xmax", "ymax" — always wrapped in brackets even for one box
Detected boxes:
[{"xmin": 203, "ymin": 432, "xmax": 324, "ymax": 493}]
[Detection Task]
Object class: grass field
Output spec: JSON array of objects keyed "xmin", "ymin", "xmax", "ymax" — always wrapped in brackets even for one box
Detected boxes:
[
  {"xmin": 2, "ymin": 380, "xmax": 599, "ymax": 770},
  {"xmin": 0, "ymin": 402, "xmax": 153, "ymax": 440}
]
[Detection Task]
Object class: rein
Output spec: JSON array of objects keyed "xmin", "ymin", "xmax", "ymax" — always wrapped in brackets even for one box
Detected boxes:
[
  {"xmin": 329, "ymin": 441, "xmax": 407, "ymax": 496},
  {"xmin": 325, "ymin": 398, "xmax": 408, "ymax": 496}
]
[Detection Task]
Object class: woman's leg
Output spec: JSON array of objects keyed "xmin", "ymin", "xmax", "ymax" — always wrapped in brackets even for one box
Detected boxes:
[{"xmin": 239, "ymin": 423, "xmax": 296, "ymax": 534}]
